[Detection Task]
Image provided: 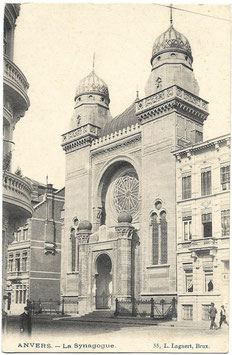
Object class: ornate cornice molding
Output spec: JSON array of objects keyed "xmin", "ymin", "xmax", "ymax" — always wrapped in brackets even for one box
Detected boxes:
[
  {"xmin": 136, "ymin": 85, "xmax": 209, "ymax": 125},
  {"xmin": 173, "ymin": 134, "xmax": 230, "ymax": 161},
  {"xmin": 61, "ymin": 123, "xmax": 101, "ymax": 153}
]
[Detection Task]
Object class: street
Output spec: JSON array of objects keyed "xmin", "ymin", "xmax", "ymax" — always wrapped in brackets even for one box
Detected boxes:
[{"xmin": 2, "ymin": 317, "xmax": 229, "ymax": 353}]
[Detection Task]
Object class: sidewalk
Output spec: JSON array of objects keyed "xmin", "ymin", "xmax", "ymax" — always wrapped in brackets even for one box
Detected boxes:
[{"xmin": 54, "ymin": 314, "xmax": 211, "ymax": 329}]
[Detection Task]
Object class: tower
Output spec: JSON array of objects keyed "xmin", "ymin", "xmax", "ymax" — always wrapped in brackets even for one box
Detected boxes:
[
  {"xmin": 61, "ymin": 67, "xmax": 112, "ymax": 305},
  {"xmin": 135, "ymin": 16, "xmax": 209, "ymax": 298}
]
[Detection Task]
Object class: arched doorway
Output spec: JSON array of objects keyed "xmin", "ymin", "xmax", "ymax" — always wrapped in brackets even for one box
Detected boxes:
[{"xmin": 95, "ymin": 254, "xmax": 112, "ymax": 309}]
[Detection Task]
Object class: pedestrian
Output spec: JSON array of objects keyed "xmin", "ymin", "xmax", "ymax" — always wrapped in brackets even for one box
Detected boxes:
[
  {"xmin": 209, "ymin": 302, "xmax": 218, "ymax": 330},
  {"xmin": 19, "ymin": 306, "xmax": 32, "ymax": 336},
  {"xmin": 218, "ymin": 305, "xmax": 229, "ymax": 329}
]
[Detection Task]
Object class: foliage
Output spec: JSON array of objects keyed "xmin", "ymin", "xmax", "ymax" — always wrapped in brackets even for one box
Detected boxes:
[{"xmin": 3, "ymin": 151, "xmax": 12, "ymax": 171}]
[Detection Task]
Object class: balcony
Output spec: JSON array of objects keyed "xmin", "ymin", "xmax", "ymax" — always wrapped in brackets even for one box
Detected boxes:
[
  {"xmin": 3, "ymin": 171, "xmax": 33, "ymax": 220},
  {"xmin": 3, "ymin": 55, "xmax": 30, "ymax": 119},
  {"xmin": 189, "ymin": 238, "xmax": 218, "ymax": 252}
]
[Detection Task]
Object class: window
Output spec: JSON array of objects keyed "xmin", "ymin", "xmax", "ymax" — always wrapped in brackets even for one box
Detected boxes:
[
  {"xmin": 183, "ymin": 218, "xmax": 192, "ymax": 241},
  {"xmin": 15, "ymin": 285, "xmax": 27, "ymax": 304},
  {"xmin": 160, "ymin": 211, "xmax": 168, "ymax": 264},
  {"xmin": 205, "ymin": 271, "xmax": 214, "ymax": 292},
  {"xmin": 221, "ymin": 210, "xmax": 230, "ymax": 236},
  {"xmin": 151, "ymin": 213, "xmax": 158, "ymax": 265},
  {"xmin": 202, "ymin": 213, "xmax": 212, "ymax": 238},
  {"xmin": 182, "ymin": 305, "xmax": 193, "ymax": 320},
  {"xmin": 15, "ymin": 254, "xmax": 20, "ymax": 272},
  {"xmin": 221, "ymin": 165, "xmax": 230, "ymax": 191},
  {"xmin": 22, "ymin": 252, "xmax": 28, "ymax": 271},
  {"xmin": 71, "ymin": 228, "xmax": 76, "ymax": 272},
  {"xmin": 185, "ymin": 270, "xmax": 193, "ymax": 292},
  {"xmin": 201, "ymin": 169, "xmax": 211, "ymax": 196},
  {"xmin": 23, "ymin": 227, "xmax": 28, "ymax": 241},
  {"xmin": 8, "ymin": 254, "xmax": 13, "ymax": 272},
  {"xmin": 202, "ymin": 305, "xmax": 211, "ymax": 321},
  {"xmin": 151, "ymin": 205, "xmax": 168, "ymax": 265},
  {"xmin": 182, "ymin": 175, "xmax": 191, "ymax": 199}
]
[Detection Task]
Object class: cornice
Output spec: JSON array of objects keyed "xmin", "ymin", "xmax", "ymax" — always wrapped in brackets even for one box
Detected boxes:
[
  {"xmin": 173, "ymin": 134, "xmax": 230, "ymax": 160},
  {"xmin": 61, "ymin": 123, "xmax": 101, "ymax": 154},
  {"xmin": 136, "ymin": 85, "xmax": 209, "ymax": 125}
]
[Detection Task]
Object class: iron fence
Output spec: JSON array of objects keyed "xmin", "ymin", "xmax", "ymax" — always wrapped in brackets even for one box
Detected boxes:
[{"xmin": 114, "ymin": 297, "xmax": 177, "ymax": 319}]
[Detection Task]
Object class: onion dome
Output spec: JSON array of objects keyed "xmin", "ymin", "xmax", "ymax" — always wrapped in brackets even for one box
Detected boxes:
[
  {"xmin": 75, "ymin": 70, "xmax": 109, "ymax": 101},
  {"xmin": 151, "ymin": 24, "xmax": 192, "ymax": 63},
  {"xmin": 118, "ymin": 212, "xmax": 133, "ymax": 224},
  {"xmin": 78, "ymin": 220, "xmax": 92, "ymax": 231}
]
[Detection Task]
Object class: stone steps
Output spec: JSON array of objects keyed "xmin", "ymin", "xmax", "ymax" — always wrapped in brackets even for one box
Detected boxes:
[{"xmin": 78, "ymin": 309, "xmax": 113, "ymax": 319}]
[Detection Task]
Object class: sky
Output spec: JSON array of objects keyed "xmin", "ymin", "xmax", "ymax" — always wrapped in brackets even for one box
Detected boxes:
[{"xmin": 10, "ymin": 2, "xmax": 231, "ymax": 189}]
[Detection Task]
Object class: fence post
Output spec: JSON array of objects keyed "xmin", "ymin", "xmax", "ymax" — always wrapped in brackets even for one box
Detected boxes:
[
  {"xmin": 62, "ymin": 297, "xmax": 65, "ymax": 315},
  {"xmin": 114, "ymin": 298, "xmax": 119, "ymax": 317},
  {"xmin": 150, "ymin": 298, "xmax": 154, "ymax": 319}
]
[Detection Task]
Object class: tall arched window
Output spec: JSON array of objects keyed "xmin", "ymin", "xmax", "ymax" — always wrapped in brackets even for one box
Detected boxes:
[
  {"xmin": 150, "ymin": 202, "xmax": 168, "ymax": 265},
  {"xmin": 160, "ymin": 211, "xmax": 168, "ymax": 264},
  {"xmin": 70, "ymin": 228, "xmax": 76, "ymax": 272},
  {"xmin": 151, "ymin": 212, "xmax": 158, "ymax": 265}
]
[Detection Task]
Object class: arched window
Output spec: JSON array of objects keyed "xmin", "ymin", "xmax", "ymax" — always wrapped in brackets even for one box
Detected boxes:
[
  {"xmin": 160, "ymin": 211, "xmax": 168, "ymax": 264},
  {"xmin": 151, "ymin": 212, "xmax": 158, "ymax": 265},
  {"xmin": 70, "ymin": 228, "xmax": 76, "ymax": 272},
  {"xmin": 150, "ymin": 202, "xmax": 168, "ymax": 265}
]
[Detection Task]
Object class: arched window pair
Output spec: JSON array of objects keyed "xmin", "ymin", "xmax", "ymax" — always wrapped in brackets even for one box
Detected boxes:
[
  {"xmin": 70, "ymin": 217, "xmax": 79, "ymax": 272},
  {"xmin": 150, "ymin": 208, "xmax": 168, "ymax": 265}
]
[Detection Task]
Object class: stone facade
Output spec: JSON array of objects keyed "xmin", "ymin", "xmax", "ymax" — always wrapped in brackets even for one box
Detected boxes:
[
  {"xmin": 174, "ymin": 135, "xmax": 230, "ymax": 322},
  {"xmin": 6, "ymin": 183, "xmax": 65, "ymax": 315},
  {"xmin": 61, "ymin": 20, "xmax": 229, "ymax": 321},
  {"xmin": 3, "ymin": 4, "xmax": 31, "ymax": 309}
]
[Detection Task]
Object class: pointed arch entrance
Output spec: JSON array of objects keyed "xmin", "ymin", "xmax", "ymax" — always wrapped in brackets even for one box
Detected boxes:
[{"xmin": 95, "ymin": 254, "xmax": 112, "ymax": 309}]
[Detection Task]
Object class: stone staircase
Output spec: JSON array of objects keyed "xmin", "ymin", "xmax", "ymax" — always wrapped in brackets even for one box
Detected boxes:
[{"xmin": 77, "ymin": 309, "xmax": 113, "ymax": 320}]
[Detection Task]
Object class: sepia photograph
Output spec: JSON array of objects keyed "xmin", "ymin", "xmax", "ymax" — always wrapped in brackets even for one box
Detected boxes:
[{"xmin": 2, "ymin": 1, "xmax": 231, "ymax": 353}]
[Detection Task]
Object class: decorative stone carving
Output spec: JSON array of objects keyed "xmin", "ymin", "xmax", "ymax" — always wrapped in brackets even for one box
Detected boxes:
[
  {"xmin": 115, "ymin": 223, "xmax": 134, "ymax": 239},
  {"xmin": 77, "ymin": 233, "xmax": 90, "ymax": 244}
]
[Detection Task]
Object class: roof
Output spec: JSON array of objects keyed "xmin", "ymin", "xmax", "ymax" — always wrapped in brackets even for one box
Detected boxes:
[
  {"xmin": 151, "ymin": 24, "xmax": 192, "ymax": 63},
  {"xmin": 101, "ymin": 101, "xmax": 139, "ymax": 137},
  {"xmin": 172, "ymin": 133, "xmax": 230, "ymax": 156},
  {"xmin": 75, "ymin": 69, "xmax": 109, "ymax": 101}
]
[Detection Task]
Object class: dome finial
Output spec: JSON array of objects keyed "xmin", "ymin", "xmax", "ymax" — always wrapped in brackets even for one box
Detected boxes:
[
  {"xmin": 136, "ymin": 84, "xmax": 139, "ymax": 101},
  {"xmin": 170, "ymin": 3, "xmax": 173, "ymax": 25},
  {"xmin": 92, "ymin": 52, "xmax": 95, "ymax": 71}
]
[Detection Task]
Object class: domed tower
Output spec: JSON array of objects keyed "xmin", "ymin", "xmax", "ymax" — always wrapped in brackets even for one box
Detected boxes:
[
  {"xmin": 134, "ymin": 13, "xmax": 209, "ymax": 300},
  {"xmin": 145, "ymin": 22, "xmax": 199, "ymax": 96},
  {"xmin": 69, "ymin": 67, "xmax": 111, "ymax": 131},
  {"xmin": 137, "ymin": 14, "xmax": 209, "ymax": 146}
]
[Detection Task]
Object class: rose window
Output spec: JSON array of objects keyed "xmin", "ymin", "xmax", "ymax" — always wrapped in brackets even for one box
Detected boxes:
[{"xmin": 113, "ymin": 174, "xmax": 139, "ymax": 217}]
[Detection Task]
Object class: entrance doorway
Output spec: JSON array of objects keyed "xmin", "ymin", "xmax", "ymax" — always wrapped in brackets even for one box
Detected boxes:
[{"xmin": 95, "ymin": 254, "xmax": 112, "ymax": 309}]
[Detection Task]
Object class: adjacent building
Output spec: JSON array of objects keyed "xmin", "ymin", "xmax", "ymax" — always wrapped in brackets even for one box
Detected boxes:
[
  {"xmin": 6, "ymin": 182, "xmax": 65, "ymax": 314},
  {"xmin": 174, "ymin": 135, "xmax": 230, "ymax": 321},
  {"xmin": 3, "ymin": 4, "xmax": 31, "ymax": 308}
]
